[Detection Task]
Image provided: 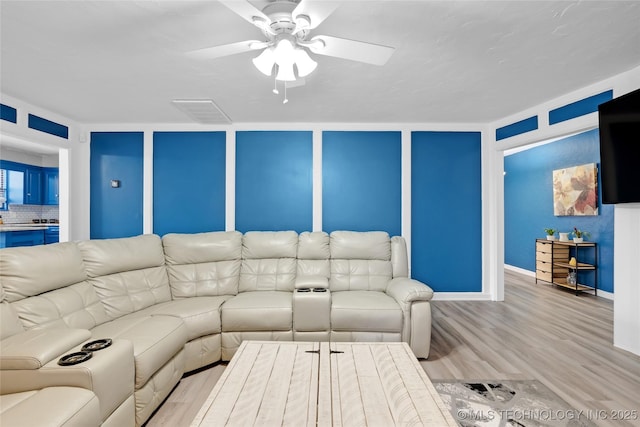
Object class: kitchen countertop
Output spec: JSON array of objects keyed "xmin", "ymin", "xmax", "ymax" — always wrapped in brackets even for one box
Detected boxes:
[{"xmin": 0, "ymin": 223, "xmax": 59, "ymax": 232}]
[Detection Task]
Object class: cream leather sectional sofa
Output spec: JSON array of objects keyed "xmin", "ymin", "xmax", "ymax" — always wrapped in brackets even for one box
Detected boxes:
[{"xmin": 0, "ymin": 230, "xmax": 435, "ymax": 426}]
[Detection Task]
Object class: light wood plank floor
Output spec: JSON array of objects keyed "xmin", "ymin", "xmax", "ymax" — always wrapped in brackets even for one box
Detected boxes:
[{"xmin": 145, "ymin": 270, "xmax": 640, "ymax": 426}]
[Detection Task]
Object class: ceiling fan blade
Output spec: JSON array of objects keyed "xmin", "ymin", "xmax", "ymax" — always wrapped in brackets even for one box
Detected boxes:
[
  {"xmin": 308, "ymin": 35, "xmax": 395, "ymax": 66},
  {"xmin": 187, "ymin": 40, "xmax": 266, "ymax": 59},
  {"xmin": 218, "ymin": 0, "xmax": 270, "ymax": 26},
  {"xmin": 292, "ymin": 0, "xmax": 340, "ymax": 29}
]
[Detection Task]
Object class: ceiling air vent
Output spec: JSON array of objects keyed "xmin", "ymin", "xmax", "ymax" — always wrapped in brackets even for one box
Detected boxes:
[{"xmin": 172, "ymin": 99, "xmax": 232, "ymax": 124}]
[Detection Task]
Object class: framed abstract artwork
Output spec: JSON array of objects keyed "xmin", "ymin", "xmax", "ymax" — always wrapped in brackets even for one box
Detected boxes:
[{"xmin": 553, "ymin": 163, "xmax": 598, "ymax": 216}]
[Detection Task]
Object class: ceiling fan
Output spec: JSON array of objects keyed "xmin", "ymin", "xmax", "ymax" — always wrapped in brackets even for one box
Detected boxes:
[{"xmin": 188, "ymin": 0, "xmax": 395, "ymax": 101}]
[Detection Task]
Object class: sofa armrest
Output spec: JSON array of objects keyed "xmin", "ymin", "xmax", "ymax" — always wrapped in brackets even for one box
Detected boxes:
[
  {"xmin": 295, "ymin": 275, "xmax": 329, "ymax": 289},
  {"xmin": 0, "ymin": 329, "xmax": 92, "ymax": 370},
  {"xmin": 385, "ymin": 277, "xmax": 434, "ymax": 304},
  {"xmin": 1, "ymin": 339, "xmax": 135, "ymax": 423},
  {"xmin": 386, "ymin": 278, "xmax": 434, "ymax": 359}
]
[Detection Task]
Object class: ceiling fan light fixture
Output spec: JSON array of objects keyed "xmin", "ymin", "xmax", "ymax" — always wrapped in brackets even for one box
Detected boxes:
[
  {"xmin": 275, "ymin": 63, "xmax": 296, "ymax": 82},
  {"xmin": 252, "ymin": 47, "xmax": 275, "ymax": 76},
  {"xmin": 294, "ymin": 48, "xmax": 317, "ymax": 77},
  {"xmin": 273, "ymin": 38, "xmax": 295, "ymax": 65}
]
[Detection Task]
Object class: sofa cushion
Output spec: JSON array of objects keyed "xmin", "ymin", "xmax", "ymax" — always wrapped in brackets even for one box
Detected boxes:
[
  {"xmin": 11, "ymin": 282, "xmax": 110, "ymax": 331},
  {"xmin": 0, "ymin": 303, "xmax": 24, "ymax": 340},
  {"xmin": 329, "ymin": 231, "xmax": 391, "ymax": 260},
  {"xmin": 132, "ymin": 296, "xmax": 230, "ymax": 340},
  {"xmin": 221, "ymin": 291, "xmax": 292, "ymax": 331},
  {"xmin": 163, "ymin": 231, "xmax": 242, "ymax": 264},
  {"xmin": 331, "ymin": 291, "xmax": 402, "ymax": 333},
  {"xmin": 242, "ymin": 231, "xmax": 298, "ymax": 259},
  {"xmin": 163, "ymin": 231, "xmax": 242, "ymax": 298},
  {"xmin": 167, "ymin": 261, "xmax": 240, "ymax": 298},
  {"xmin": 239, "ymin": 258, "xmax": 297, "ymax": 292},
  {"xmin": 78, "ymin": 234, "xmax": 165, "ymax": 278},
  {"xmin": 86, "ymin": 268, "xmax": 172, "ymax": 320},
  {"xmin": 330, "ymin": 259, "xmax": 392, "ymax": 292},
  {"xmin": 0, "ymin": 387, "xmax": 101, "ymax": 427},
  {"xmin": 297, "ymin": 231, "xmax": 330, "ymax": 278},
  {"xmin": 78, "ymin": 235, "xmax": 172, "ymax": 319},
  {"xmin": 89, "ymin": 315, "xmax": 187, "ymax": 389},
  {"xmin": 329, "ymin": 231, "xmax": 392, "ymax": 292},
  {"xmin": 0, "ymin": 243, "xmax": 87, "ymax": 303},
  {"xmin": 239, "ymin": 231, "xmax": 298, "ymax": 292},
  {"xmin": 298, "ymin": 231, "xmax": 330, "ymax": 259}
]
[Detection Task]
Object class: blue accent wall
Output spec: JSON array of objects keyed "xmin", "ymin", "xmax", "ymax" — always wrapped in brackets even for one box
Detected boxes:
[
  {"xmin": 549, "ymin": 90, "xmax": 613, "ymax": 125},
  {"xmin": 504, "ymin": 129, "xmax": 614, "ymax": 293},
  {"xmin": 1, "ymin": 104, "xmax": 17, "ymax": 123},
  {"xmin": 236, "ymin": 131, "xmax": 312, "ymax": 232},
  {"xmin": 28, "ymin": 114, "xmax": 68, "ymax": 139},
  {"xmin": 496, "ymin": 116, "xmax": 538, "ymax": 141},
  {"xmin": 90, "ymin": 132, "xmax": 143, "ymax": 239},
  {"xmin": 322, "ymin": 131, "xmax": 401, "ymax": 236},
  {"xmin": 411, "ymin": 131, "xmax": 482, "ymax": 292},
  {"xmin": 153, "ymin": 132, "xmax": 226, "ymax": 236}
]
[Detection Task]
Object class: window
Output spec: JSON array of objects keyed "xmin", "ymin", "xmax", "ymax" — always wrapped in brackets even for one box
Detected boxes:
[
  {"xmin": 0, "ymin": 169, "xmax": 6, "ymax": 210},
  {"xmin": 0, "ymin": 168, "xmax": 24, "ymax": 210}
]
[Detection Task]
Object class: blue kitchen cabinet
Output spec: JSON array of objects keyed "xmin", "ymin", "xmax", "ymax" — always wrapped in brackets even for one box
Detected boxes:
[
  {"xmin": 25, "ymin": 167, "xmax": 42, "ymax": 205},
  {"xmin": 44, "ymin": 226, "xmax": 59, "ymax": 244},
  {"xmin": 43, "ymin": 167, "xmax": 59, "ymax": 205},
  {"xmin": 0, "ymin": 230, "xmax": 45, "ymax": 248}
]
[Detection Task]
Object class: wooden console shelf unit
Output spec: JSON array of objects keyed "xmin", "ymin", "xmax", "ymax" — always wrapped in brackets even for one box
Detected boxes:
[{"xmin": 535, "ymin": 239, "xmax": 597, "ymax": 295}]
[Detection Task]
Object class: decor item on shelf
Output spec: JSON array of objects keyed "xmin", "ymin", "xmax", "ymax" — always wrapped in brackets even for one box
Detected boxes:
[
  {"xmin": 572, "ymin": 227, "xmax": 590, "ymax": 243},
  {"xmin": 567, "ymin": 271, "xmax": 577, "ymax": 286},
  {"xmin": 552, "ymin": 163, "xmax": 598, "ymax": 216},
  {"xmin": 569, "ymin": 257, "xmax": 577, "ymax": 267},
  {"xmin": 186, "ymin": 0, "xmax": 395, "ymax": 103},
  {"xmin": 559, "ymin": 232, "xmax": 570, "ymax": 242},
  {"xmin": 543, "ymin": 228, "xmax": 557, "ymax": 240}
]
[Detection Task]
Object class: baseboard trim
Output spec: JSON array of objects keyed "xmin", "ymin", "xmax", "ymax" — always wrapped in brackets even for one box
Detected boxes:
[
  {"xmin": 505, "ymin": 264, "xmax": 535, "ymax": 277},
  {"xmin": 504, "ymin": 264, "xmax": 613, "ymax": 301}
]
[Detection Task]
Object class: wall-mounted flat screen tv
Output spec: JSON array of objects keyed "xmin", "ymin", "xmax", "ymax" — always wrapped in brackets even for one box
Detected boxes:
[{"xmin": 598, "ymin": 88, "xmax": 640, "ymax": 204}]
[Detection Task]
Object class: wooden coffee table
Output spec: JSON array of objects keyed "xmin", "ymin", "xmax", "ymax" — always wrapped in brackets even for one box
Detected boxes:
[{"xmin": 191, "ymin": 341, "xmax": 457, "ymax": 426}]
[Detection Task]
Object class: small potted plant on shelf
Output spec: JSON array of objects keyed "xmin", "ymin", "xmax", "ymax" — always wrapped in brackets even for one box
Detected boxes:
[
  {"xmin": 543, "ymin": 228, "xmax": 557, "ymax": 240},
  {"xmin": 571, "ymin": 227, "xmax": 590, "ymax": 243}
]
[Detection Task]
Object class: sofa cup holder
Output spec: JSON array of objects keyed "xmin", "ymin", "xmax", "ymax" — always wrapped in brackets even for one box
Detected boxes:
[
  {"xmin": 297, "ymin": 288, "xmax": 311, "ymax": 292},
  {"xmin": 58, "ymin": 351, "xmax": 93, "ymax": 366},
  {"xmin": 81, "ymin": 338, "xmax": 113, "ymax": 352},
  {"xmin": 312, "ymin": 288, "xmax": 327, "ymax": 292}
]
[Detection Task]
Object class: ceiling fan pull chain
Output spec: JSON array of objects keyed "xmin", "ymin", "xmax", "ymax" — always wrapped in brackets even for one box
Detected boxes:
[
  {"xmin": 283, "ymin": 81, "xmax": 289, "ymax": 104},
  {"xmin": 273, "ymin": 72, "xmax": 279, "ymax": 94}
]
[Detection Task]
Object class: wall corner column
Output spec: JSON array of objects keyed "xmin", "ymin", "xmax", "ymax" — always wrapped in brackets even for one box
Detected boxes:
[{"xmin": 482, "ymin": 127, "xmax": 505, "ymax": 301}]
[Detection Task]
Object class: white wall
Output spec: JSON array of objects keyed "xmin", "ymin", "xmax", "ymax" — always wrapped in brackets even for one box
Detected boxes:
[
  {"xmin": 0, "ymin": 147, "xmax": 58, "ymax": 167},
  {"xmin": 614, "ymin": 205, "xmax": 640, "ymax": 355}
]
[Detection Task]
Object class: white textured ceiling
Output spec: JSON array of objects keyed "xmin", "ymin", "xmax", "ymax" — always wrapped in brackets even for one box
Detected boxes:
[{"xmin": 1, "ymin": 0, "xmax": 640, "ymax": 125}]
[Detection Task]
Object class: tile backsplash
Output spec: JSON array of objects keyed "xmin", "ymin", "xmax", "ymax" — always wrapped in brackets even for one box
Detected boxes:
[{"xmin": 1, "ymin": 204, "xmax": 59, "ymax": 224}]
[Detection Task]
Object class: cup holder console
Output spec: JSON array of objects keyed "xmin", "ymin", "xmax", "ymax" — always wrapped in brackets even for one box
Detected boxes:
[
  {"xmin": 58, "ymin": 351, "xmax": 93, "ymax": 366},
  {"xmin": 81, "ymin": 338, "xmax": 113, "ymax": 352},
  {"xmin": 57, "ymin": 338, "xmax": 113, "ymax": 366}
]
